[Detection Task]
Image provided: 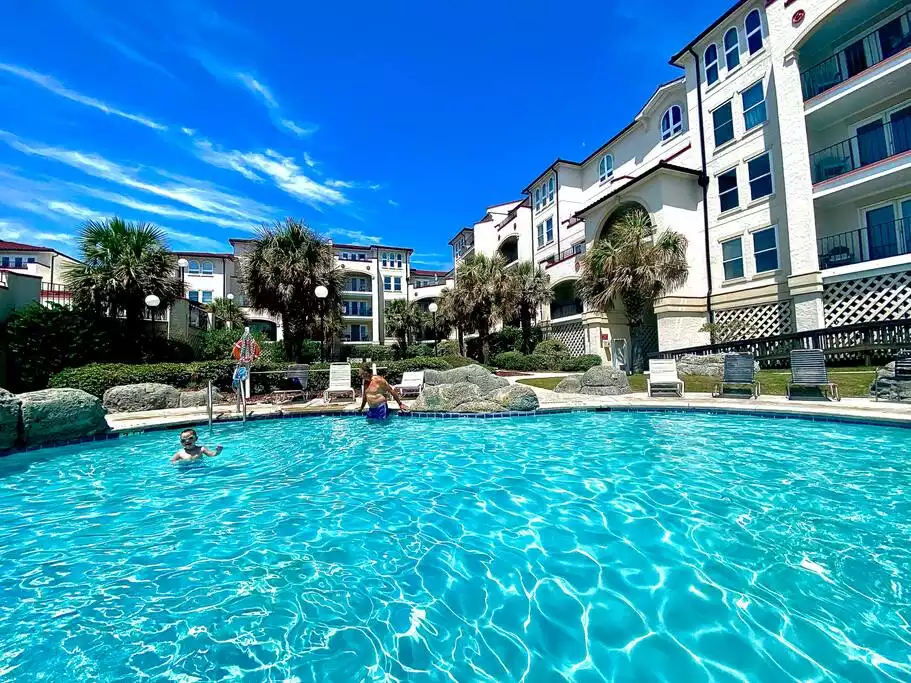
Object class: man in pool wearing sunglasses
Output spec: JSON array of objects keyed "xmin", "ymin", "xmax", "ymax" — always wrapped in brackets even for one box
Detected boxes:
[{"xmin": 171, "ymin": 429, "xmax": 222, "ymax": 463}]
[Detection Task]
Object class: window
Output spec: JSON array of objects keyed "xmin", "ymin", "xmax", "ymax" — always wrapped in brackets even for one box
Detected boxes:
[
  {"xmin": 201, "ymin": 261, "xmax": 214, "ymax": 276},
  {"xmin": 745, "ymin": 10, "xmax": 763, "ymax": 55},
  {"xmin": 393, "ymin": 276, "xmax": 402, "ymax": 291},
  {"xmin": 712, "ymin": 102, "xmax": 734, "ymax": 147},
  {"xmin": 547, "ymin": 176, "xmax": 555, "ymax": 204},
  {"xmin": 536, "ymin": 217, "xmax": 554, "ymax": 248},
  {"xmin": 705, "ymin": 44, "xmax": 719, "ymax": 85},
  {"xmin": 724, "ymin": 28, "xmax": 740, "ymax": 70},
  {"xmin": 721, "ymin": 237, "xmax": 744, "ymax": 280},
  {"xmin": 0, "ymin": 257, "xmax": 8, "ymax": 267},
  {"xmin": 27, "ymin": 257, "xmax": 36, "ymax": 264},
  {"xmin": 358, "ymin": 252, "xmax": 366, "ymax": 261},
  {"xmin": 598, "ymin": 154, "xmax": 614, "ymax": 182},
  {"xmin": 752, "ymin": 226, "xmax": 779, "ymax": 273},
  {"xmin": 13, "ymin": 257, "xmax": 23, "ymax": 268},
  {"xmin": 534, "ymin": 177, "xmax": 555, "ymax": 213},
  {"xmin": 718, "ymin": 167, "xmax": 739, "ymax": 213},
  {"xmin": 383, "ymin": 275, "xmax": 392, "ymax": 291},
  {"xmin": 188, "ymin": 259, "xmax": 200, "ymax": 274},
  {"xmin": 661, "ymin": 105, "xmax": 683, "ymax": 140},
  {"xmin": 534, "ymin": 188, "xmax": 542, "ymax": 212},
  {"xmin": 381, "ymin": 252, "xmax": 389, "ymax": 267},
  {"xmin": 201, "ymin": 291, "xmax": 213, "ymax": 304},
  {"xmin": 395, "ymin": 253, "xmax": 403, "ymax": 269},
  {"xmin": 747, "ymin": 152, "xmax": 773, "ymax": 200},
  {"xmin": 742, "ymin": 81, "xmax": 767, "ymax": 131},
  {"xmin": 188, "ymin": 290, "xmax": 200, "ymax": 302}
]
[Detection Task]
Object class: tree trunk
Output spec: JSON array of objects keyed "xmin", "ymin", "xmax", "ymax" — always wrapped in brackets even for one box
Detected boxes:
[
  {"xmin": 520, "ymin": 304, "xmax": 533, "ymax": 354},
  {"xmin": 457, "ymin": 326, "xmax": 465, "ymax": 356},
  {"xmin": 480, "ymin": 323, "xmax": 491, "ymax": 364}
]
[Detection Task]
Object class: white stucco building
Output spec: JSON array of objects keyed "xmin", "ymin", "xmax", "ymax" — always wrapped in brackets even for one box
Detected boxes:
[{"xmin": 0, "ymin": 239, "xmax": 80, "ymax": 305}]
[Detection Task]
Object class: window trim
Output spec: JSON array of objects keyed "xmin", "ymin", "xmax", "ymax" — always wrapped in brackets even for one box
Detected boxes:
[
  {"xmin": 536, "ymin": 217, "xmax": 555, "ymax": 249},
  {"xmin": 201, "ymin": 260, "xmax": 214, "ymax": 276},
  {"xmin": 747, "ymin": 150, "xmax": 774, "ymax": 202},
  {"xmin": 711, "ymin": 100, "xmax": 735, "ymax": 148},
  {"xmin": 723, "ymin": 27, "xmax": 740, "ymax": 71},
  {"xmin": 383, "ymin": 275, "xmax": 392, "ymax": 291},
  {"xmin": 201, "ymin": 290, "xmax": 214, "ymax": 304},
  {"xmin": 721, "ymin": 236, "xmax": 745, "ymax": 281},
  {"xmin": 704, "ymin": 44, "xmax": 720, "ymax": 85},
  {"xmin": 187, "ymin": 259, "xmax": 200, "ymax": 275},
  {"xmin": 751, "ymin": 225, "xmax": 780, "ymax": 274},
  {"xmin": 745, "ymin": 9, "xmax": 763, "ymax": 55},
  {"xmin": 741, "ymin": 80, "xmax": 767, "ymax": 131},
  {"xmin": 188, "ymin": 290, "xmax": 200, "ymax": 302},
  {"xmin": 598, "ymin": 153, "xmax": 614, "ymax": 182},
  {"xmin": 717, "ymin": 166, "xmax": 739, "ymax": 214},
  {"xmin": 661, "ymin": 105, "xmax": 683, "ymax": 141}
]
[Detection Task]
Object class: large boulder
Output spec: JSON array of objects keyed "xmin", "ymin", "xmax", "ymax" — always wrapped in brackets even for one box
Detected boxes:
[
  {"xmin": 871, "ymin": 361, "xmax": 911, "ymax": 401},
  {"xmin": 103, "ymin": 383, "xmax": 181, "ymax": 413},
  {"xmin": 580, "ymin": 366, "xmax": 631, "ymax": 395},
  {"xmin": 19, "ymin": 388, "xmax": 108, "ymax": 446},
  {"xmin": 0, "ymin": 389, "xmax": 22, "ymax": 450},
  {"xmin": 676, "ymin": 353, "xmax": 759, "ymax": 377},
  {"xmin": 179, "ymin": 389, "xmax": 226, "ymax": 408},
  {"xmin": 424, "ymin": 364, "xmax": 506, "ymax": 389},
  {"xmin": 412, "ymin": 382, "xmax": 482, "ymax": 412},
  {"xmin": 453, "ymin": 401, "xmax": 507, "ymax": 413},
  {"xmin": 488, "ymin": 384, "xmax": 539, "ymax": 411},
  {"xmin": 554, "ymin": 375, "xmax": 583, "ymax": 394}
]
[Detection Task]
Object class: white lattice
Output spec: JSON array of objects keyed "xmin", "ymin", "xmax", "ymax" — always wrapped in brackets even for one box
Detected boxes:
[
  {"xmin": 547, "ymin": 321, "xmax": 586, "ymax": 356},
  {"xmin": 714, "ymin": 300, "xmax": 793, "ymax": 340},
  {"xmin": 824, "ymin": 271, "xmax": 911, "ymax": 326}
]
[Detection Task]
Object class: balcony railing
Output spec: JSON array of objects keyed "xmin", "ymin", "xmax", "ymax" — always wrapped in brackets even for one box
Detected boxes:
[
  {"xmin": 809, "ymin": 114, "xmax": 911, "ymax": 183},
  {"xmin": 342, "ymin": 305, "xmax": 372, "ymax": 317},
  {"xmin": 344, "ymin": 282, "xmax": 371, "ymax": 293},
  {"xmin": 801, "ymin": 10, "xmax": 911, "ymax": 100},
  {"xmin": 550, "ymin": 301, "xmax": 584, "ymax": 320},
  {"xmin": 542, "ymin": 242, "xmax": 586, "ymax": 267},
  {"xmin": 414, "ymin": 278, "xmax": 447, "ymax": 288},
  {"xmin": 339, "ymin": 253, "xmax": 369, "ymax": 262},
  {"xmin": 818, "ymin": 217, "xmax": 911, "ymax": 269}
]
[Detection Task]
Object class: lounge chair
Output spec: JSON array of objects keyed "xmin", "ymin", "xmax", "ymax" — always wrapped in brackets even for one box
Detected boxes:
[
  {"xmin": 874, "ymin": 351, "xmax": 911, "ymax": 402},
  {"xmin": 324, "ymin": 363, "xmax": 356, "ymax": 403},
  {"xmin": 787, "ymin": 349, "xmax": 840, "ymax": 401},
  {"xmin": 271, "ymin": 364, "xmax": 309, "ymax": 404},
  {"xmin": 646, "ymin": 359, "xmax": 684, "ymax": 397},
  {"xmin": 395, "ymin": 370, "xmax": 425, "ymax": 398},
  {"xmin": 713, "ymin": 353, "xmax": 760, "ymax": 398}
]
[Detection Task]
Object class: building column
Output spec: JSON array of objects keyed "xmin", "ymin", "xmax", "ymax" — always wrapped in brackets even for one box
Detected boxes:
[{"xmin": 654, "ymin": 297, "xmax": 710, "ymax": 350}]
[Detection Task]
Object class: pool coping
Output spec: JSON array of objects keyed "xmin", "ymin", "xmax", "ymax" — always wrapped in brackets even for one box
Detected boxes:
[{"xmin": 3, "ymin": 400, "xmax": 911, "ymax": 457}]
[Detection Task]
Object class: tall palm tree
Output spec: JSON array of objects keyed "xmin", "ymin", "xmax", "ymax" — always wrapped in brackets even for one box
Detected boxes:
[
  {"xmin": 65, "ymin": 218, "xmax": 183, "ymax": 325},
  {"xmin": 206, "ymin": 297, "xmax": 247, "ymax": 329},
  {"xmin": 436, "ymin": 286, "xmax": 470, "ymax": 356},
  {"xmin": 384, "ymin": 299, "xmax": 424, "ymax": 351},
  {"xmin": 501, "ymin": 261, "xmax": 552, "ymax": 354},
  {"xmin": 241, "ymin": 218, "xmax": 344, "ymax": 362},
  {"xmin": 454, "ymin": 253, "xmax": 507, "ymax": 363},
  {"xmin": 577, "ymin": 207, "xmax": 688, "ymax": 371}
]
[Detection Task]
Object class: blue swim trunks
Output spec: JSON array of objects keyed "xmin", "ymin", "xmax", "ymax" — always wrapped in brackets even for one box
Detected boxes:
[{"xmin": 365, "ymin": 402, "xmax": 388, "ymax": 420}]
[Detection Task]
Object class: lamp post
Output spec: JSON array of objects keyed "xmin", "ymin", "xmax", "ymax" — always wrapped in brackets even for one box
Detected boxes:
[
  {"xmin": 144, "ymin": 294, "xmax": 167, "ymax": 339},
  {"xmin": 315, "ymin": 285, "xmax": 329, "ymax": 362},
  {"xmin": 177, "ymin": 258, "xmax": 189, "ymax": 297},
  {"xmin": 428, "ymin": 302, "xmax": 439, "ymax": 355}
]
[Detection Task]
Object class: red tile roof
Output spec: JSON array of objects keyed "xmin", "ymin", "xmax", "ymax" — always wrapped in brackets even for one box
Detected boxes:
[{"xmin": 0, "ymin": 240, "xmax": 53, "ymax": 252}]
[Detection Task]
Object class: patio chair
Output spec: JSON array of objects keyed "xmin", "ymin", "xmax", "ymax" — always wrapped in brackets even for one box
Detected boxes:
[
  {"xmin": 646, "ymin": 359, "xmax": 684, "ymax": 397},
  {"xmin": 787, "ymin": 349, "xmax": 840, "ymax": 401},
  {"xmin": 874, "ymin": 351, "xmax": 911, "ymax": 402},
  {"xmin": 271, "ymin": 364, "xmax": 309, "ymax": 405},
  {"xmin": 394, "ymin": 370, "xmax": 425, "ymax": 398},
  {"xmin": 713, "ymin": 353, "xmax": 760, "ymax": 398},
  {"xmin": 324, "ymin": 363, "xmax": 356, "ymax": 403}
]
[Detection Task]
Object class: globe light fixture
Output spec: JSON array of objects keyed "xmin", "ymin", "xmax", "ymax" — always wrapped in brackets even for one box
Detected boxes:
[
  {"xmin": 428, "ymin": 302, "xmax": 438, "ymax": 313},
  {"xmin": 144, "ymin": 294, "xmax": 161, "ymax": 308},
  {"xmin": 314, "ymin": 285, "xmax": 329, "ymax": 299},
  {"xmin": 227, "ymin": 293, "xmax": 235, "ymax": 301},
  {"xmin": 177, "ymin": 258, "xmax": 189, "ymax": 268},
  {"xmin": 315, "ymin": 285, "xmax": 329, "ymax": 360},
  {"xmin": 429, "ymin": 302, "xmax": 439, "ymax": 353}
]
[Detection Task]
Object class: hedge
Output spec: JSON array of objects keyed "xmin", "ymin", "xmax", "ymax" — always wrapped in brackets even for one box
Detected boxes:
[{"xmin": 491, "ymin": 351, "xmax": 602, "ymax": 372}]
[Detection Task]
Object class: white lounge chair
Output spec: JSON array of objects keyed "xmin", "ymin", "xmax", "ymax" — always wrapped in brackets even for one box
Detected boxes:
[
  {"xmin": 324, "ymin": 363, "xmax": 356, "ymax": 403},
  {"xmin": 395, "ymin": 370, "xmax": 424, "ymax": 398},
  {"xmin": 646, "ymin": 359, "xmax": 684, "ymax": 397}
]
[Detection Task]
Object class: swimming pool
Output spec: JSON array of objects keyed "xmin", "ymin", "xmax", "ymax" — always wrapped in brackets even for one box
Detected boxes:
[{"xmin": 1, "ymin": 412, "xmax": 909, "ymax": 681}]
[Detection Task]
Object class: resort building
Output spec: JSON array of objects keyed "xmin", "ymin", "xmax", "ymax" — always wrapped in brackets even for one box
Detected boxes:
[
  {"xmin": 449, "ymin": 0, "xmax": 911, "ymax": 367},
  {"xmin": 0, "ymin": 240, "xmax": 79, "ymax": 306}
]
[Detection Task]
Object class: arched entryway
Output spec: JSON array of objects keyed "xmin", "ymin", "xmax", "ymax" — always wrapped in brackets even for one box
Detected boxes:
[
  {"xmin": 546, "ymin": 278, "xmax": 586, "ymax": 356},
  {"xmin": 497, "ymin": 234, "xmax": 519, "ymax": 265},
  {"xmin": 596, "ymin": 201, "xmax": 650, "ymax": 242}
]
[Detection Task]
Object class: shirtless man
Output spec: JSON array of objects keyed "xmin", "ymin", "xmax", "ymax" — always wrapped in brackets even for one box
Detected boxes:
[
  {"xmin": 171, "ymin": 429, "xmax": 222, "ymax": 463},
  {"xmin": 358, "ymin": 364, "xmax": 409, "ymax": 419}
]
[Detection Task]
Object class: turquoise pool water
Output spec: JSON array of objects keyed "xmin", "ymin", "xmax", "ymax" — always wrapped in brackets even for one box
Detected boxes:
[{"xmin": 1, "ymin": 412, "xmax": 910, "ymax": 681}]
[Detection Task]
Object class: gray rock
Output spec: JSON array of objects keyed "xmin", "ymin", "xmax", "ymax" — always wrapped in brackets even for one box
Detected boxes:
[
  {"xmin": 487, "ymin": 384, "xmax": 539, "ymax": 411},
  {"xmin": 469, "ymin": 370, "xmax": 509, "ymax": 394},
  {"xmin": 676, "ymin": 353, "xmax": 759, "ymax": 377},
  {"xmin": 453, "ymin": 401, "xmax": 507, "ymax": 413},
  {"xmin": 19, "ymin": 388, "xmax": 107, "ymax": 446},
  {"xmin": 424, "ymin": 365, "xmax": 488, "ymax": 386},
  {"xmin": 871, "ymin": 362, "xmax": 911, "ymax": 401},
  {"xmin": 554, "ymin": 375, "xmax": 583, "ymax": 394},
  {"xmin": 0, "ymin": 388, "xmax": 22, "ymax": 450},
  {"xmin": 580, "ymin": 385, "xmax": 632, "ymax": 396},
  {"xmin": 103, "ymin": 383, "xmax": 181, "ymax": 413},
  {"xmin": 581, "ymin": 366, "xmax": 631, "ymax": 393},
  {"xmin": 412, "ymin": 382, "xmax": 482, "ymax": 411},
  {"xmin": 179, "ymin": 389, "xmax": 226, "ymax": 408}
]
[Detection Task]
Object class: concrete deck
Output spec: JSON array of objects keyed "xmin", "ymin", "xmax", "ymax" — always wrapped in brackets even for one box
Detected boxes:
[{"xmin": 104, "ymin": 374, "xmax": 911, "ymax": 432}]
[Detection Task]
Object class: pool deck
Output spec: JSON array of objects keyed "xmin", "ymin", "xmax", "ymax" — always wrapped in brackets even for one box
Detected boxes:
[{"xmin": 105, "ymin": 374, "xmax": 911, "ymax": 432}]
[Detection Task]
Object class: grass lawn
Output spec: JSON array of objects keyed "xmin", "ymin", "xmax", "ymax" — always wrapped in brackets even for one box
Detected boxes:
[{"xmin": 518, "ymin": 367, "xmax": 877, "ymax": 397}]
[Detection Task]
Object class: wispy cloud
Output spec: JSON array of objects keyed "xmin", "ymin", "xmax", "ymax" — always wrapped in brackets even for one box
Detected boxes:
[
  {"xmin": 235, "ymin": 71, "xmax": 317, "ymax": 138},
  {"xmin": 236, "ymin": 72, "xmax": 278, "ymax": 109},
  {"xmin": 0, "ymin": 219, "xmax": 75, "ymax": 246},
  {"xmin": 388, "ymin": 199, "xmax": 400, "ymax": 207},
  {"xmin": 324, "ymin": 227, "xmax": 381, "ymax": 244},
  {"xmin": 0, "ymin": 63, "xmax": 167, "ymax": 131},
  {"xmin": 159, "ymin": 227, "xmax": 228, "ymax": 251},
  {"xmin": 411, "ymin": 252, "xmax": 451, "ymax": 269}
]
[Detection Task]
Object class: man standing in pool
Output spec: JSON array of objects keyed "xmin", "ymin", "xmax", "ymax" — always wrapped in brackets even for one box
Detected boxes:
[{"xmin": 358, "ymin": 364, "xmax": 409, "ymax": 419}]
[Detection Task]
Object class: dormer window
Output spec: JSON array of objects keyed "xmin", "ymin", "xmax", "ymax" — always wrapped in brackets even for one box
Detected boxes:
[
  {"xmin": 704, "ymin": 44, "xmax": 719, "ymax": 85},
  {"xmin": 661, "ymin": 105, "xmax": 683, "ymax": 141},
  {"xmin": 598, "ymin": 154, "xmax": 614, "ymax": 182}
]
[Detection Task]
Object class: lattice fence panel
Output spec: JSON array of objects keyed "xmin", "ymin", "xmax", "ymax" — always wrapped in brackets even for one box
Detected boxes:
[
  {"xmin": 636, "ymin": 325, "xmax": 659, "ymax": 356},
  {"xmin": 714, "ymin": 300, "xmax": 793, "ymax": 341},
  {"xmin": 547, "ymin": 321, "xmax": 586, "ymax": 356},
  {"xmin": 823, "ymin": 271, "xmax": 911, "ymax": 326}
]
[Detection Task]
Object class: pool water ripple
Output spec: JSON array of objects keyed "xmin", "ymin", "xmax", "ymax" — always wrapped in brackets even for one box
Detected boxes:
[{"xmin": 1, "ymin": 412, "xmax": 911, "ymax": 681}]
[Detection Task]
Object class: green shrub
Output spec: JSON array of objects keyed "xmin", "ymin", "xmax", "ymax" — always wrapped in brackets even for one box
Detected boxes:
[
  {"xmin": 299, "ymin": 340, "xmax": 321, "ymax": 363},
  {"xmin": 195, "ymin": 328, "xmax": 272, "ymax": 361},
  {"xmin": 440, "ymin": 355, "xmax": 475, "ymax": 368},
  {"xmin": 344, "ymin": 344, "xmax": 394, "ymax": 360},
  {"xmin": 380, "ymin": 357, "xmax": 450, "ymax": 385},
  {"xmin": 405, "ymin": 343, "xmax": 434, "ymax": 359},
  {"xmin": 437, "ymin": 340, "xmax": 461, "ymax": 356},
  {"xmin": 534, "ymin": 339, "xmax": 568, "ymax": 358},
  {"xmin": 559, "ymin": 355, "xmax": 602, "ymax": 372},
  {"xmin": 491, "ymin": 351, "xmax": 544, "ymax": 371}
]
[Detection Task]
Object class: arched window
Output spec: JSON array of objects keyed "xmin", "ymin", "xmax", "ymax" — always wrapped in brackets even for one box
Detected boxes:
[
  {"xmin": 202, "ymin": 260, "xmax": 214, "ymax": 275},
  {"xmin": 598, "ymin": 154, "xmax": 614, "ymax": 182},
  {"xmin": 724, "ymin": 28, "xmax": 740, "ymax": 70},
  {"xmin": 745, "ymin": 10, "xmax": 763, "ymax": 54},
  {"xmin": 661, "ymin": 106, "xmax": 683, "ymax": 141},
  {"xmin": 188, "ymin": 259, "xmax": 200, "ymax": 274},
  {"xmin": 704, "ymin": 44, "xmax": 719, "ymax": 85}
]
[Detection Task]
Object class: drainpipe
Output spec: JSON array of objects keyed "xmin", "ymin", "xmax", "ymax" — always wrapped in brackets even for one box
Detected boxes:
[
  {"xmin": 222, "ymin": 257, "xmax": 227, "ymax": 297},
  {"xmin": 687, "ymin": 46, "xmax": 715, "ymax": 331},
  {"xmin": 553, "ymin": 166, "xmax": 562, "ymax": 256},
  {"xmin": 50, "ymin": 252, "xmax": 55, "ymax": 287}
]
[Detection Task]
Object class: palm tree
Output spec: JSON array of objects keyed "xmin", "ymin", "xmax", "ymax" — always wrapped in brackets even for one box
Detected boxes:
[
  {"xmin": 384, "ymin": 299, "xmax": 424, "ymax": 353},
  {"xmin": 241, "ymin": 218, "xmax": 344, "ymax": 362},
  {"xmin": 206, "ymin": 297, "xmax": 247, "ymax": 329},
  {"xmin": 577, "ymin": 207, "xmax": 688, "ymax": 371},
  {"xmin": 65, "ymin": 218, "xmax": 183, "ymax": 325},
  {"xmin": 454, "ymin": 253, "xmax": 507, "ymax": 363},
  {"xmin": 501, "ymin": 261, "xmax": 552, "ymax": 354},
  {"xmin": 437, "ymin": 286, "xmax": 470, "ymax": 356}
]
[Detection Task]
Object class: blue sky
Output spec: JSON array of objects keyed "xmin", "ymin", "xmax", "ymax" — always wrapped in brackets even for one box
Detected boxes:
[{"xmin": 0, "ymin": 0, "xmax": 732, "ymax": 271}]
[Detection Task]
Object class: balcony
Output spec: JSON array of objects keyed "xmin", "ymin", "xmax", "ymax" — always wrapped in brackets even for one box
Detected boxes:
[
  {"xmin": 342, "ymin": 304, "xmax": 372, "ymax": 318},
  {"xmin": 818, "ymin": 217, "xmax": 911, "ymax": 270},
  {"xmin": 801, "ymin": 10, "xmax": 911, "ymax": 102},
  {"xmin": 542, "ymin": 242, "xmax": 586, "ymax": 267},
  {"xmin": 550, "ymin": 301, "xmax": 584, "ymax": 320},
  {"xmin": 809, "ymin": 113, "xmax": 911, "ymax": 186},
  {"xmin": 343, "ymin": 282, "xmax": 372, "ymax": 295}
]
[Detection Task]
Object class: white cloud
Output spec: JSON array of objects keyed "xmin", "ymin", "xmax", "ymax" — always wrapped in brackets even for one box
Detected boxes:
[
  {"xmin": 0, "ymin": 63, "xmax": 167, "ymax": 131},
  {"xmin": 160, "ymin": 228, "xmax": 229, "ymax": 251},
  {"xmin": 0, "ymin": 219, "xmax": 75, "ymax": 246},
  {"xmin": 325, "ymin": 227, "xmax": 381, "ymax": 244},
  {"xmin": 388, "ymin": 199, "xmax": 399, "ymax": 207},
  {"xmin": 411, "ymin": 252, "xmax": 451, "ymax": 269},
  {"xmin": 181, "ymin": 127, "xmax": 196, "ymax": 136},
  {"xmin": 280, "ymin": 119, "xmax": 318, "ymax": 138},
  {"xmin": 46, "ymin": 201, "xmax": 96, "ymax": 220},
  {"xmin": 303, "ymin": 152, "xmax": 319, "ymax": 169},
  {"xmin": 236, "ymin": 72, "xmax": 278, "ymax": 109},
  {"xmin": 325, "ymin": 179, "xmax": 354, "ymax": 189}
]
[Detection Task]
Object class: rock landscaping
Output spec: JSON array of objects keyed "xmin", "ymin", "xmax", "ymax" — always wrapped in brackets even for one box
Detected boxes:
[
  {"xmin": 0, "ymin": 389, "xmax": 22, "ymax": 450},
  {"xmin": 413, "ymin": 365, "xmax": 539, "ymax": 412},
  {"xmin": 103, "ymin": 383, "xmax": 181, "ymax": 413},
  {"xmin": 676, "ymin": 353, "xmax": 759, "ymax": 377},
  {"xmin": 554, "ymin": 365, "xmax": 631, "ymax": 396},
  {"xmin": 18, "ymin": 388, "xmax": 108, "ymax": 446},
  {"xmin": 870, "ymin": 361, "xmax": 911, "ymax": 402}
]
